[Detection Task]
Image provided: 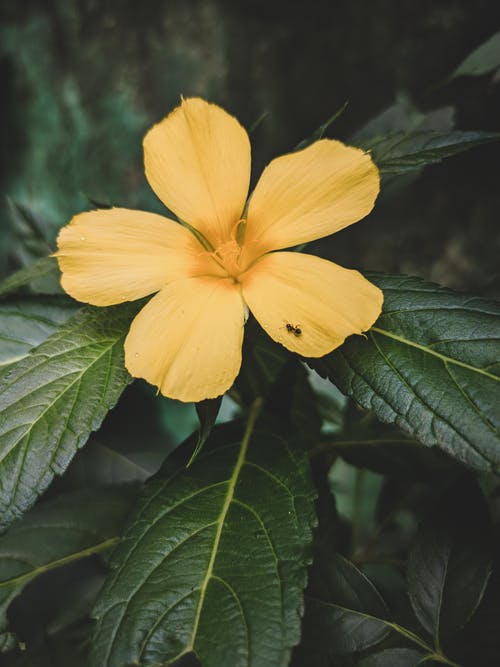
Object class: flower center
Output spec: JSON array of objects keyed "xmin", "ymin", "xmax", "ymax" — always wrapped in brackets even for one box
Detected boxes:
[{"xmin": 212, "ymin": 238, "xmax": 242, "ymax": 278}]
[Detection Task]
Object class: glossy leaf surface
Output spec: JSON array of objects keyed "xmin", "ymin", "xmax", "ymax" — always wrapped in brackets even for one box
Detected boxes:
[
  {"xmin": 0, "ymin": 298, "xmax": 77, "ymax": 367},
  {"xmin": 0, "ymin": 304, "xmax": 137, "ymax": 531},
  {"xmin": 310, "ymin": 274, "xmax": 500, "ymax": 472},
  {"xmin": 90, "ymin": 418, "xmax": 316, "ymax": 667}
]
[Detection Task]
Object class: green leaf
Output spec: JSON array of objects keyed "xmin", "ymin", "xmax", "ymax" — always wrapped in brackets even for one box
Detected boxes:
[
  {"xmin": 90, "ymin": 412, "xmax": 316, "ymax": 667},
  {"xmin": 451, "ymin": 29, "xmax": 500, "ymax": 79},
  {"xmin": 299, "ymin": 553, "xmax": 391, "ymax": 661},
  {"xmin": 351, "ymin": 93, "xmax": 454, "ymax": 142},
  {"xmin": 0, "ymin": 256, "xmax": 61, "ymax": 298},
  {"xmin": 0, "ymin": 303, "xmax": 138, "ymax": 531},
  {"xmin": 363, "ymin": 130, "xmax": 500, "ymax": 175},
  {"xmin": 187, "ymin": 396, "xmax": 223, "ymax": 467},
  {"xmin": 331, "ymin": 438, "xmax": 455, "ymax": 480},
  {"xmin": 0, "ymin": 485, "xmax": 138, "ymax": 651},
  {"xmin": 0, "ymin": 297, "xmax": 77, "ymax": 367},
  {"xmin": 60, "ymin": 438, "xmax": 165, "ymax": 488},
  {"xmin": 356, "ymin": 648, "xmax": 426, "ymax": 666},
  {"xmin": 407, "ymin": 477, "xmax": 492, "ymax": 646},
  {"xmin": 310, "ymin": 274, "xmax": 500, "ymax": 472}
]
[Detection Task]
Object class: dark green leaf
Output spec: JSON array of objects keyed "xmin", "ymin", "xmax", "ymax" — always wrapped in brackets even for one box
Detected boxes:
[
  {"xmin": 0, "ymin": 257, "xmax": 61, "ymax": 298},
  {"xmin": 300, "ymin": 553, "xmax": 391, "ymax": 660},
  {"xmin": 235, "ymin": 316, "xmax": 290, "ymax": 404},
  {"xmin": 365, "ymin": 130, "xmax": 500, "ymax": 175},
  {"xmin": 351, "ymin": 93, "xmax": 454, "ymax": 143},
  {"xmin": 356, "ymin": 648, "xmax": 426, "ymax": 667},
  {"xmin": 8, "ymin": 632, "xmax": 89, "ymax": 667},
  {"xmin": 0, "ymin": 303, "xmax": 138, "ymax": 531},
  {"xmin": 90, "ymin": 416, "xmax": 316, "ymax": 667},
  {"xmin": 407, "ymin": 477, "xmax": 492, "ymax": 646},
  {"xmin": 451, "ymin": 29, "xmax": 500, "ymax": 79},
  {"xmin": 60, "ymin": 438, "xmax": 165, "ymax": 488},
  {"xmin": 333, "ymin": 438, "xmax": 454, "ymax": 480},
  {"xmin": 310, "ymin": 274, "xmax": 500, "ymax": 472},
  {"xmin": 187, "ymin": 397, "xmax": 223, "ymax": 467},
  {"xmin": 454, "ymin": 531, "xmax": 500, "ymax": 667},
  {"xmin": 320, "ymin": 407, "xmax": 457, "ymax": 479},
  {"xmin": 0, "ymin": 298, "xmax": 77, "ymax": 367},
  {"xmin": 0, "ymin": 485, "xmax": 138, "ymax": 650}
]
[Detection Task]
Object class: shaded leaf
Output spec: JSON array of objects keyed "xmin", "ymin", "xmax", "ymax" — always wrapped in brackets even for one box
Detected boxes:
[
  {"xmin": 407, "ymin": 477, "xmax": 492, "ymax": 646},
  {"xmin": 451, "ymin": 29, "xmax": 500, "ymax": 79},
  {"xmin": 90, "ymin": 417, "xmax": 316, "ymax": 667},
  {"xmin": 364, "ymin": 130, "xmax": 500, "ymax": 175},
  {"xmin": 235, "ymin": 316, "xmax": 290, "ymax": 405},
  {"xmin": 454, "ymin": 530, "xmax": 500, "ymax": 667},
  {"xmin": 0, "ymin": 486, "xmax": 138, "ymax": 650},
  {"xmin": 310, "ymin": 274, "xmax": 500, "ymax": 473},
  {"xmin": 356, "ymin": 648, "xmax": 426, "ymax": 667},
  {"xmin": 333, "ymin": 438, "xmax": 454, "ymax": 480},
  {"xmin": 0, "ymin": 297, "xmax": 77, "ymax": 367},
  {"xmin": 0, "ymin": 303, "xmax": 138, "ymax": 531},
  {"xmin": 352, "ymin": 93, "xmax": 454, "ymax": 143},
  {"xmin": 0, "ymin": 257, "xmax": 61, "ymax": 298},
  {"xmin": 300, "ymin": 553, "xmax": 391, "ymax": 662},
  {"xmin": 188, "ymin": 397, "xmax": 223, "ymax": 467},
  {"xmin": 60, "ymin": 438, "xmax": 165, "ymax": 488}
]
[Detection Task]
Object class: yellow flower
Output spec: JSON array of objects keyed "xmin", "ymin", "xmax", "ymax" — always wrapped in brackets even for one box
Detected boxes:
[{"xmin": 56, "ymin": 98, "xmax": 383, "ymax": 403}]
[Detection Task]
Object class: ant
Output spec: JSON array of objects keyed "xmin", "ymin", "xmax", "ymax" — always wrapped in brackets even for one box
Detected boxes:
[{"xmin": 285, "ymin": 322, "xmax": 302, "ymax": 337}]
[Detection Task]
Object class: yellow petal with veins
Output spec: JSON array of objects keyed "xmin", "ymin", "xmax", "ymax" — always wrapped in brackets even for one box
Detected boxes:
[
  {"xmin": 242, "ymin": 139, "xmax": 379, "ymax": 263},
  {"xmin": 241, "ymin": 251, "xmax": 383, "ymax": 357},
  {"xmin": 144, "ymin": 97, "xmax": 251, "ymax": 249},
  {"xmin": 56, "ymin": 208, "xmax": 218, "ymax": 306},
  {"xmin": 125, "ymin": 277, "xmax": 245, "ymax": 402}
]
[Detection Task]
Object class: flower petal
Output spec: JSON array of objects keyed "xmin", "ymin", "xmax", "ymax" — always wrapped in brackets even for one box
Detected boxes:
[
  {"xmin": 56, "ymin": 208, "xmax": 216, "ymax": 306},
  {"xmin": 144, "ymin": 97, "xmax": 251, "ymax": 248},
  {"xmin": 243, "ymin": 139, "xmax": 379, "ymax": 261},
  {"xmin": 124, "ymin": 277, "xmax": 245, "ymax": 402},
  {"xmin": 240, "ymin": 251, "xmax": 383, "ymax": 357}
]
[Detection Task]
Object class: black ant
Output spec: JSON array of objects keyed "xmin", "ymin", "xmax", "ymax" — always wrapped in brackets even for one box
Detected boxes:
[{"xmin": 285, "ymin": 322, "xmax": 302, "ymax": 337}]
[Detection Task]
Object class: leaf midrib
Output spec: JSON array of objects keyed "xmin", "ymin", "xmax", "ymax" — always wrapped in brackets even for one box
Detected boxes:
[
  {"xmin": 0, "ymin": 335, "xmax": 124, "ymax": 466},
  {"xmin": 187, "ymin": 398, "xmax": 263, "ymax": 655},
  {"xmin": 0, "ymin": 537, "xmax": 118, "ymax": 589},
  {"xmin": 371, "ymin": 326, "xmax": 499, "ymax": 382}
]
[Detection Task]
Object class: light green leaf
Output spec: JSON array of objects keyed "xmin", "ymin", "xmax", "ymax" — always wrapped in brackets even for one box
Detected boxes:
[
  {"xmin": 310, "ymin": 274, "xmax": 500, "ymax": 472},
  {"xmin": 0, "ymin": 485, "xmax": 138, "ymax": 651},
  {"xmin": 0, "ymin": 256, "xmax": 61, "ymax": 298},
  {"xmin": 0, "ymin": 297, "xmax": 77, "ymax": 367},
  {"xmin": 90, "ymin": 413, "xmax": 316, "ymax": 667},
  {"xmin": 451, "ymin": 30, "xmax": 500, "ymax": 79},
  {"xmin": 0, "ymin": 303, "xmax": 138, "ymax": 531}
]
